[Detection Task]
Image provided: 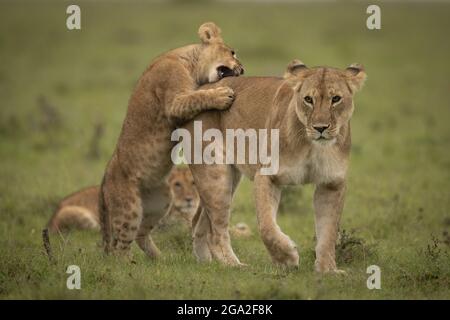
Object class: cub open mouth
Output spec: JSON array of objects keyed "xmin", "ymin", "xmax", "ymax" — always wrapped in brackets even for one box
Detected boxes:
[{"xmin": 217, "ymin": 66, "xmax": 235, "ymax": 79}]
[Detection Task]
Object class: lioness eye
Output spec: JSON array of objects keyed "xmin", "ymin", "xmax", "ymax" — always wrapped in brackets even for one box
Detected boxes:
[
  {"xmin": 174, "ymin": 182, "xmax": 181, "ymax": 187},
  {"xmin": 231, "ymin": 50, "xmax": 236, "ymax": 56},
  {"xmin": 332, "ymin": 95, "xmax": 341, "ymax": 103},
  {"xmin": 304, "ymin": 96, "xmax": 313, "ymax": 104}
]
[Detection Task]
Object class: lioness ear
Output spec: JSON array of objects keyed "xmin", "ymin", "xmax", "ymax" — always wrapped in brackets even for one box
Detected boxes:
[
  {"xmin": 198, "ymin": 22, "xmax": 223, "ymax": 44},
  {"xmin": 345, "ymin": 63, "xmax": 367, "ymax": 93},
  {"xmin": 284, "ymin": 59, "xmax": 308, "ymax": 79}
]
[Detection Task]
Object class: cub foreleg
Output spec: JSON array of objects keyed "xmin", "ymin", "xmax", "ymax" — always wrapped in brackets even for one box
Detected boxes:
[{"xmin": 168, "ymin": 87, "xmax": 234, "ymax": 122}]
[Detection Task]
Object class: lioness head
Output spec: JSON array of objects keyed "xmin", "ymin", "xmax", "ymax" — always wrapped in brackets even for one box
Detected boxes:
[
  {"xmin": 197, "ymin": 22, "xmax": 244, "ymax": 84},
  {"xmin": 167, "ymin": 167, "xmax": 200, "ymax": 218},
  {"xmin": 285, "ymin": 60, "xmax": 366, "ymax": 144}
]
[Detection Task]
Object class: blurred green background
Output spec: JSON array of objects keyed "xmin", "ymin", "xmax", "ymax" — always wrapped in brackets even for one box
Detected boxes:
[{"xmin": 0, "ymin": 0, "xmax": 449, "ymax": 299}]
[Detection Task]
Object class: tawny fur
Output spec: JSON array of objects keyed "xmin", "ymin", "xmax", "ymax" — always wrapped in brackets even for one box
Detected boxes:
[
  {"xmin": 47, "ymin": 167, "xmax": 199, "ymax": 233},
  {"xmin": 159, "ymin": 167, "xmax": 200, "ymax": 228},
  {"xmin": 47, "ymin": 186, "xmax": 100, "ymax": 233},
  {"xmin": 99, "ymin": 22, "xmax": 243, "ymax": 257},
  {"xmin": 185, "ymin": 61, "xmax": 366, "ymax": 272}
]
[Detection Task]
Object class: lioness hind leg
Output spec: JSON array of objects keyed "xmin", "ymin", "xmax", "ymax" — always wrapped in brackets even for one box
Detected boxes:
[
  {"xmin": 192, "ymin": 207, "xmax": 213, "ymax": 262},
  {"xmin": 189, "ymin": 164, "xmax": 241, "ymax": 266},
  {"xmin": 192, "ymin": 168, "xmax": 241, "ymax": 263}
]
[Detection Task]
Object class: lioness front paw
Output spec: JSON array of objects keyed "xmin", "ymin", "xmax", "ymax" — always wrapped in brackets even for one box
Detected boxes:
[
  {"xmin": 316, "ymin": 268, "xmax": 347, "ymax": 276},
  {"xmin": 314, "ymin": 259, "xmax": 345, "ymax": 275},
  {"xmin": 330, "ymin": 269, "xmax": 347, "ymax": 275},
  {"xmin": 267, "ymin": 234, "xmax": 299, "ymax": 268},
  {"xmin": 210, "ymin": 86, "xmax": 235, "ymax": 109}
]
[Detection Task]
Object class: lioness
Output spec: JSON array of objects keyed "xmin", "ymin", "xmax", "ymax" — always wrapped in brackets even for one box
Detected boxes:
[
  {"xmin": 184, "ymin": 60, "xmax": 366, "ymax": 273},
  {"xmin": 100, "ymin": 22, "xmax": 244, "ymax": 257},
  {"xmin": 47, "ymin": 167, "xmax": 199, "ymax": 233}
]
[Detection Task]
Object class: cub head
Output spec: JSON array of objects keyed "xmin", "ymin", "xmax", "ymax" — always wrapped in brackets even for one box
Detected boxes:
[
  {"xmin": 196, "ymin": 22, "xmax": 244, "ymax": 84},
  {"xmin": 167, "ymin": 167, "xmax": 200, "ymax": 218},
  {"xmin": 284, "ymin": 60, "xmax": 366, "ymax": 144}
]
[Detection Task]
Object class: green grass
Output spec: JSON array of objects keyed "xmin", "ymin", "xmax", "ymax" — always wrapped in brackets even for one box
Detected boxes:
[{"xmin": 0, "ymin": 1, "xmax": 449, "ymax": 299}]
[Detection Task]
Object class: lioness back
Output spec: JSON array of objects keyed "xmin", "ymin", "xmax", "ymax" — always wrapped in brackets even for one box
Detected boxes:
[
  {"xmin": 183, "ymin": 76, "xmax": 286, "ymax": 176},
  {"xmin": 200, "ymin": 76, "xmax": 285, "ymax": 129}
]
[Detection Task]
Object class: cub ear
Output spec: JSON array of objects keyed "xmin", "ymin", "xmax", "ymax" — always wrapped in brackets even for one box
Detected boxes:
[
  {"xmin": 284, "ymin": 59, "xmax": 308, "ymax": 79},
  {"xmin": 345, "ymin": 63, "xmax": 367, "ymax": 93},
  {"xmin": 198, "ymin": 22, "xmax": 223, "ymax": 44},
  {"xmin": 166, "ymin": 167, "xmax": 177, "ymax": 185}
]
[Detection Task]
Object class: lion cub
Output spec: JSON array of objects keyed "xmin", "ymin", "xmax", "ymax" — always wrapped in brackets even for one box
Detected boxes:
[
  {"xmin": 99, "ymin": 22, "xmax": 243, "ymax": 257},
  {"xmin": 47, "ymin": 167, "xmax": 199, "ymax": 233},
  {"xmin": 162, "ymin": 167, "xmax": 200, "ymax": 227}
]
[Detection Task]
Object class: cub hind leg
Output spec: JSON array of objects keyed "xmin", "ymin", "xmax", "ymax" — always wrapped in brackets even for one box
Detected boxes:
[
  {"xmin": 136, "ymin": 184, "xmax": 171, "ymax": 258},
  {"xmin": 100, "ymin": 174, "xmax": 143, "ymax": 256}
]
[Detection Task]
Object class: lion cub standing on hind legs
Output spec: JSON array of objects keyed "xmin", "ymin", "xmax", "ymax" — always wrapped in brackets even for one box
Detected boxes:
[{"xmin": 100, "ymin": 22, "xmax": 244, "ymax": 258}]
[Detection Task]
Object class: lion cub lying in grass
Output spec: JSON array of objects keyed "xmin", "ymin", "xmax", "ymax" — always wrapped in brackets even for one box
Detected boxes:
[
  {"xmin": 47, "ymin": 166, "xmax": 252, "ymax": 239},
  {"xmin": 47, "ymin": 167, "xmax": 199, "ymax": 233},
  {"xmin": 184, "ymin": 60, "xmax": 366, "ymax": 273},
  {"xmin": 99, "ymin": 22, "xmax": 243, "ymax": 258}
]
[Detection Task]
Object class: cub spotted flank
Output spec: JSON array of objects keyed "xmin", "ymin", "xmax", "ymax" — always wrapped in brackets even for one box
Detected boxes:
[{"xmin": 99, "ymin": 22, "xmax": 244, "ymax": 258}]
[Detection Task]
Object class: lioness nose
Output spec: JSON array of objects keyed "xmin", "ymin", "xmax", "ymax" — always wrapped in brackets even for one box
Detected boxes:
[{"xmin": 313, "ymin": 124, "xmax": 330, "ymax": 134}]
